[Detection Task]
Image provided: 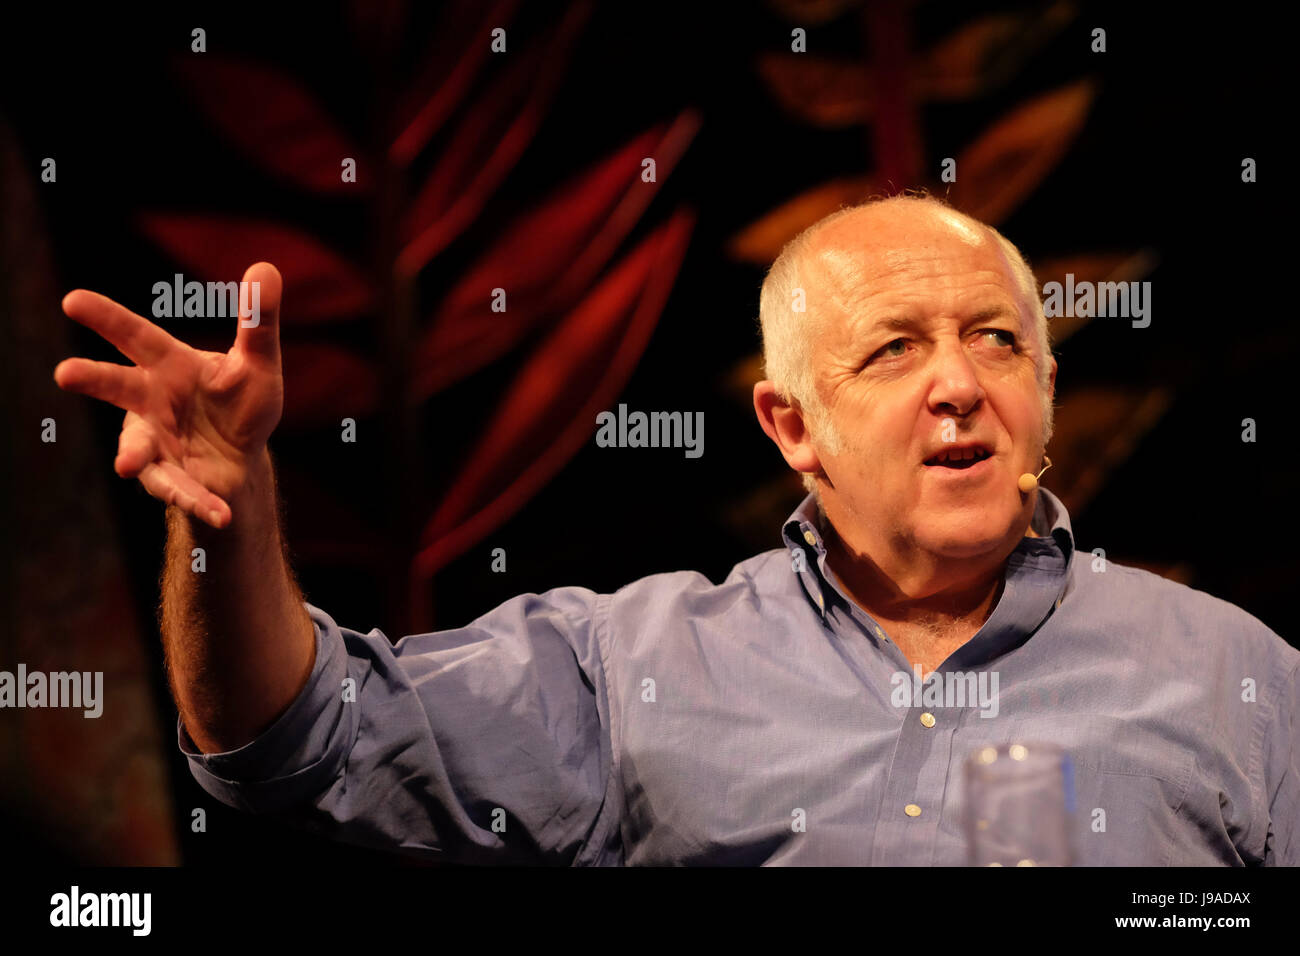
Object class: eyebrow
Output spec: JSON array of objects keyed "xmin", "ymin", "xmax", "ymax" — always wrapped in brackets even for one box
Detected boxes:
[
  {"xmin": 967, "ymin": 306, "xmax": 1018, "ymax": 324},
  {"xmin": 870, "ymin": 305, "xmax": 1018, "ymax": 332}
]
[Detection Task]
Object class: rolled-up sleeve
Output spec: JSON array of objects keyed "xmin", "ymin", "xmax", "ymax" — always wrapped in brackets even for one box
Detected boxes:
[
  {"xmin": 178, "ymin": 588, "xmax": 622, "ymax": 865},
  {"xmin": 1264, "ymin": 660, "xmax": 1300, "ymax": 865}
]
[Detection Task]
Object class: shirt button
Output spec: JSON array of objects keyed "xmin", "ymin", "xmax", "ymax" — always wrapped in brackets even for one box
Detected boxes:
[
  {"xmin": 803, "ymin": 530, "xmax": 817, "ymax": 546},
  {"xmin": 920, "ymin": 712, "xmax": 936, "ymax": 728},
  {"xmin": 904, "ymin": 804, "xmax": 922, "ymax": 817}
]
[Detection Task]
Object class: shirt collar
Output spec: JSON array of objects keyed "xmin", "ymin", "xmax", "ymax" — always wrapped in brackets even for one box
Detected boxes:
[{"xmin": 780, "ymin": 488, "xmax": 1076, "ymax": 644}]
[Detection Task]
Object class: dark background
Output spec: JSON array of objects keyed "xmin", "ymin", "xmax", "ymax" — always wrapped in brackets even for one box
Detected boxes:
[{"xmin": 0, "ymin": 0, "xmax": 1289, "ymax": 864}]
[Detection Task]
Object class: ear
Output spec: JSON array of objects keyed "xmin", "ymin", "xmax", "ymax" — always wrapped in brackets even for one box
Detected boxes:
[
  {"xmin": 753, "ymin": 380, "xmax": 823, "ymax": 477},
  {"xmin": 1042, "ymin": 356, "xmax": 1059, "ymax": 446}
]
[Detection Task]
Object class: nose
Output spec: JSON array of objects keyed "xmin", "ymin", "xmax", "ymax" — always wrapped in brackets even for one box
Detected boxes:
[{"xmin": 925, "ymin": 340, "xmax": 985, "ymax": 417}]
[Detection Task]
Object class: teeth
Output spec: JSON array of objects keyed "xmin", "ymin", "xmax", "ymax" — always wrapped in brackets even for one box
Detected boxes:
[{"xmin": 931, "ymin": 447, "xmax": 987, "ymax": 464}]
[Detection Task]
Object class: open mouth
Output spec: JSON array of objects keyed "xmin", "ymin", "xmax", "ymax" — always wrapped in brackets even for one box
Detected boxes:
[{"xmin": 924, "ymin": 446, "xmax": 992, "ymax": 469}]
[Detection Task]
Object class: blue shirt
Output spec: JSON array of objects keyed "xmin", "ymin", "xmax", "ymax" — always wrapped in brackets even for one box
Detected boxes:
[{"xmin": 180, "ymin": 488, "xmax": 1298, "ymax": 865}]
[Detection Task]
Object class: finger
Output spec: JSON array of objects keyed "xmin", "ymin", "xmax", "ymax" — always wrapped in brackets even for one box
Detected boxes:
[
  {"xmin": 53, "ymin": 357, "xmax": 150, "ymax": 412},
  {"xmin": 137, "ymin": 460, "xmax": 231, "ymax": 529},
  {"xmin": 61, "ymin": 289, "xmax": 181, "ymax": 367},
  {"xmin": 233, "ymin": 262, "xmax": 282, "ymax": 364},
  {"xmin": 115, "ymin": 415, "xmax": 160, "ymax": 479}
]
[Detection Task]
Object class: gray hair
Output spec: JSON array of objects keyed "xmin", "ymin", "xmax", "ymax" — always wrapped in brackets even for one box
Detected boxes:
[{"xmin": 756, "ymin": 194, "xmax": 1055, "ymax": 494}]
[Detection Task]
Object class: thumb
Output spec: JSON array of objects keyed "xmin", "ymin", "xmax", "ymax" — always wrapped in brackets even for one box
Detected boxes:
[{"xmin": 233, "ymin": 261, "xmax": 282, "ymax": 363}]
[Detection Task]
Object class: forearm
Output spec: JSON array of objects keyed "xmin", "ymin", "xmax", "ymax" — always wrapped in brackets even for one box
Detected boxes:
[{"xmin": 160, "ymin": 446, "xmax": 315, "ymax": 753}]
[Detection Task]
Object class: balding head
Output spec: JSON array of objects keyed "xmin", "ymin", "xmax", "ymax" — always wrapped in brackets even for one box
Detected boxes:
[{"xmin": 757, "ymin": 195, "xmax": 1053, "ymax": 492}]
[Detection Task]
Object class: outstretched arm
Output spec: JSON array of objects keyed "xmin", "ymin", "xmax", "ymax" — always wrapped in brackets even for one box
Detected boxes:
[{"xmin": 54, "ymin": 262, "xmax": 314, "ymax": 752}]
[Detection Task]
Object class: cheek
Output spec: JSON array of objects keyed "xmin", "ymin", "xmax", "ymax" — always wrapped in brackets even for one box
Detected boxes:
[
  {"xmin": 832, "ymin": 392, "xmax": 917, "ymax": 466},
  {"xmin": 990, "ymin": 386, "xmax": 1046, "ymax": 443}
]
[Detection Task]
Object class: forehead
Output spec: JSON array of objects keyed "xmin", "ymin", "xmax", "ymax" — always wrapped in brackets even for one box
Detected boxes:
[{"xmin": 806, "ymin": 206, "xmax": 1023, "ymax": 327}]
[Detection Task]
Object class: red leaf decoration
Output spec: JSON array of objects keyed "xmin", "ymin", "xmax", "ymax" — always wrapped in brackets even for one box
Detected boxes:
[
  {"xmin": 947, "ymin": 79, "xmax": 1097, "ymax": 226},
  {"xmin": 918, "ymin": 4, "xmax": 1077, "ymax": 101},
  {"xmin": 413, "ymin": 109, "xmax": 701, "ymax": 397},
  {"xmin": 396, "ymin": 1, "xmax": 593, "ymax": 276},
  {"xmin": 137, "ymin": 213, "xmax": 373, "ymax": 323},
  {"xmin": 411, "ymin": 207, "xmax": 695, "ymax": 583},
  {"xmin": 388, "ymin": 0, "xmax": 524, "ymax": 167},
  {"xmin": 281, "ymin": 342, "xmax": 380, "ymax": 427},
  {"xmin": 171, "ymin": 55, "xmax": 365, "ymax": 194},
  {"xmin": 1033, "ymin": 249, "xmax": 1157, "ymax": 345},
  {"xmin": 756, "ymin": 54, "xmax": 875, "ymax": 128},
  {"xmin": 725, "ymin": 175, "xmax": 877, "ymax": 264}
]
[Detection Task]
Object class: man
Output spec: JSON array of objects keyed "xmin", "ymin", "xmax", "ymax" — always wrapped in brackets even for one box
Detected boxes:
[{"xmin": 54, "ymin": 195, "xmax": 1297, "ymax": 865}]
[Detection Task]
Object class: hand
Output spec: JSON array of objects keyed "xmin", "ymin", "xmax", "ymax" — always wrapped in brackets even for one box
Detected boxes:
[{"xmin": 54, "ymin": 262, "xmax": 285, "ymax": 529}]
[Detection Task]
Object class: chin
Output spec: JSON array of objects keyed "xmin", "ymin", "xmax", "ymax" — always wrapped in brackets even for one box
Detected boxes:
[{"xmin": 914, "ymin": 510, "xmax": 1016, "ymax": 558}]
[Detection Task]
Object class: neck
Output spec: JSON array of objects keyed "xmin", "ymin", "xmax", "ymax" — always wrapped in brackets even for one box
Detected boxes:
[{"xmin": 818, "ymin": 506, "xmax": 1035, "ymax": 630}]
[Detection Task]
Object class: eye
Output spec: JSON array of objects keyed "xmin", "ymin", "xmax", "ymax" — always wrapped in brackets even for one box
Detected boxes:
[
  {"xmin": 876, "ymin": 338, "xmax": 908, "ymax": 360},
  {"xmin": 980, "ymin": 329, "xmax": 1016, "ymax": 348}
]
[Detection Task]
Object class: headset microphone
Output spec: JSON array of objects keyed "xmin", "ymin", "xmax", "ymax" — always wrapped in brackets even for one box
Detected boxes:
[{"xmin": 1017, "ymin": 456, "xmax": 1053, "ymax": 494}]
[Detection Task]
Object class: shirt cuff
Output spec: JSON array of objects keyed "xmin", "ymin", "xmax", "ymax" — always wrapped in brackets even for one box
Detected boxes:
[{"xmin": 177, "ymin": 602, "xmax": 358, "ymax": 813}]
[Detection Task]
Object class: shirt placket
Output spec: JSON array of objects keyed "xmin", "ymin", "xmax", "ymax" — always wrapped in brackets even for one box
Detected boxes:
[
  {"xmin": 782, "ymin": 506, "xmax": 1072, "ymax": 867},
  {"xmin": 823, "ymin": 599, "xmax": 958, "ymax": 866}
]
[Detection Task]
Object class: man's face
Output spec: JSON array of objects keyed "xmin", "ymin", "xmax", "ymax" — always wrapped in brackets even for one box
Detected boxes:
[{"xmin": 807, "ymin": 209, "xmax": 1053, "ymax": 560}]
